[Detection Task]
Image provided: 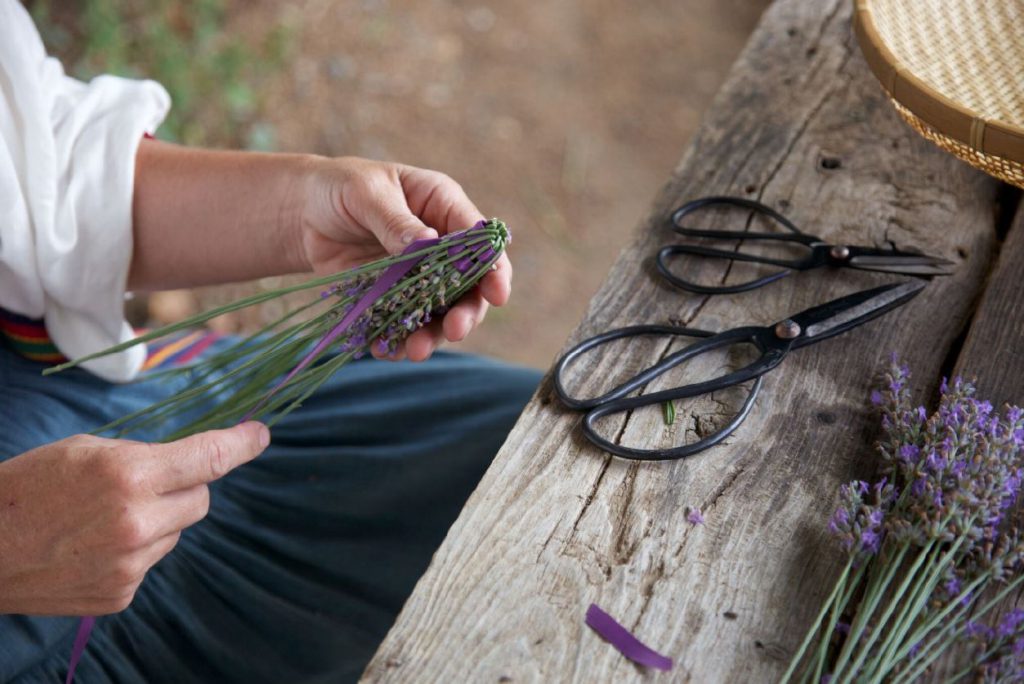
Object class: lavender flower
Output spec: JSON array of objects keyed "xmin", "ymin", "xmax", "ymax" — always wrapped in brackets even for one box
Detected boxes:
[
  {"xmin": 51, "ymin": 219, "xmax": 511, "ymax": 439},
  {"xmin": 783, "ymin": 357, "xmax": 1024, "ymax": 684},
  {"xmin": 686, "ymin": 507, "xmax": 704, "ymax": 525},
  {"xmin": 828, "ymin": 478, "xmax": 895, "ymax": 558}
]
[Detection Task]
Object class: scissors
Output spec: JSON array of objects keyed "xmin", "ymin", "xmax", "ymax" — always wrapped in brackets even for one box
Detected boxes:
[
  {"xmin": 554, "ymin": 280, "xmax": 924, "ymax": 461},
  {"xmin": 657, "ymin": 196, "xmax": 954, "ymax": 294}
]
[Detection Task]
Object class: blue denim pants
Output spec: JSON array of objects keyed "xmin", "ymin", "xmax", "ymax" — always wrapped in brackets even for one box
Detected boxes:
[{"xmin": 0, "ymin": 342, "xmax": 539, "ymax": 683}]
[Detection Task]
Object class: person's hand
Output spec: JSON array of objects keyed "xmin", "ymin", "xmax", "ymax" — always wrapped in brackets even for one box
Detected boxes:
[
  {"xmin": 0, "ymin": 423, "xmax": 269, "ymax": 616},
  {"xmin": 297, "ymin": 156, "xmax": 512, "ymax": 362}
]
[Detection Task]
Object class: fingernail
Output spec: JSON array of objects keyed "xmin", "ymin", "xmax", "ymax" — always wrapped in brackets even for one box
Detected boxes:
[
  {"xmin": 256, "ymin": 424, "xmax": 270, "ymax": 449},
  {"xmin": 401, "ymin": 232, "xmax": 415, "ymax": 245}
]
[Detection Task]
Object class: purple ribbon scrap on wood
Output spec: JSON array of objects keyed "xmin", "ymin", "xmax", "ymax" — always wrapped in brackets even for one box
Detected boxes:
[{"xmin": 585, "ymin": 603, "xmax": 673, "ymax": 671}]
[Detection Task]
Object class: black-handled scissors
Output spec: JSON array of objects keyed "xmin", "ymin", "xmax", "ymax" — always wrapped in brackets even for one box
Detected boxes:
[
  {"xmin": 657, "ymin": 196, "xmax": 954, "ymax": 294},
  {"xmin": 554, "ymin": 280, "xmax": 924, "ymax": 461}
]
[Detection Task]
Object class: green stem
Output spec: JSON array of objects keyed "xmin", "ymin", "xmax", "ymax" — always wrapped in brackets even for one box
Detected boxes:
[
  {"xmin": 895, "ymin": 573, "xmax": 1024, "ymax": 684},
  {"xmin": 840, "ymin": 543, "xmax": 913, "ymax": 681},
  {"xmin": 780, "ymin": 559, "xmax": 855, "ymax": 684},
  {"xmin": 44, "ymin": 229, "xmax": 500, "ymax": 373},
  {"xmin": 852, "ymin": 543, "xmax": 943, "ymax": 683},
  {"xmin": 869, "ymin": 517, "xmax": 975, "ymax": 681},
  {"xmin": 813, "ymin": 563, "xmax": 868, "ymax": 684},
  {"xmin": 832, "ymin": 542, "xmax": 922, "ymax": 681}
]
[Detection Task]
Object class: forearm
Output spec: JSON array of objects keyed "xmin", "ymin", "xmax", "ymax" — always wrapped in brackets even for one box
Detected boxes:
[{"xmin": 128, "ymin": 140, "xmax": 314, "ymax": 290}]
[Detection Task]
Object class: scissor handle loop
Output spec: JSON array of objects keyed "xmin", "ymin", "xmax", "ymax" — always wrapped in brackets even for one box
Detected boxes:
[
  {"xmin": 657, "ymin": 245, "xmax": 792, "ymax": 294},
  {"xmin": 581, "ymin": 376, "xmax": 764, "ymax": 461},
  {"xmin": 554, "ymin": 325, "xmax": 715, "ymax": 411},
  {"xmin": 670, "ymin": 196, "xmax": 802, "ymax": 236},
  {"xmin": 555, "ymin": 324, "xmax": 791, "ymax": 461},
  {"xmin": 660, "ymin": 196, "xmax": 815, "ymax": 295}
]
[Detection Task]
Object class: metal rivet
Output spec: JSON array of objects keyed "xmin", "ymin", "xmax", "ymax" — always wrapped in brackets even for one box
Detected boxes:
[
  {"xmin": 830, "ymin": 245, "xmax": 851, "ymax": 260},
  {"xmin": 774, "ymin": 319, "xmax": 801, "ymax": 339}
]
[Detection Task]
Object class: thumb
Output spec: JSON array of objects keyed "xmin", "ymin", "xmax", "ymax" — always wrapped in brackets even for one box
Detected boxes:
[
  {"xmin": 369, "ymin": 185, "xmax": 438, "ymax": 255},
  {"xmin": 153, "ymin": 422, "xmax": 271, "ymax": 491}
]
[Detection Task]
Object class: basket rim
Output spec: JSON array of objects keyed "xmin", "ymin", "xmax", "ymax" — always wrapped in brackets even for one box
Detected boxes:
[{"xmin": 853, "ymin": 0, "xmax": 1024, "ymax": 164}]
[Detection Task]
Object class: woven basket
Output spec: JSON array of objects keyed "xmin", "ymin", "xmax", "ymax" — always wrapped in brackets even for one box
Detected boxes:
[{"xmin": 853, "ymin": 0, "xmax": 1024, "ymax": 188}]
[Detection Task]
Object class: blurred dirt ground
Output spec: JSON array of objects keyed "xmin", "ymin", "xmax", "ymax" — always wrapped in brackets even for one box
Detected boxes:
[{"xmin": 153, "ymin": 0, "xmax": 769, "ymax": 369}]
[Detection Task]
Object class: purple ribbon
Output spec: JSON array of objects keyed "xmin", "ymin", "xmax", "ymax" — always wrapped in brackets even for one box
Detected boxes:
[
  {"xmin": 65, "ymin": 616, "xmax": 95, "ymax": 683},
  {"xmin": 238, "ymin": 234, "xmax": 443, "ymax": 422},
  {"xmin": 585, "ymin": 603, "xmax": 673, "ymax": 671}
]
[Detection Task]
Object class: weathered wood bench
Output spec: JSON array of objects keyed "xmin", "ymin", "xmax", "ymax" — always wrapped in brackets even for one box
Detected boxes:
[{"xmin": 362, "ymin": 0, "xmax": 1023, "ymax": 680}]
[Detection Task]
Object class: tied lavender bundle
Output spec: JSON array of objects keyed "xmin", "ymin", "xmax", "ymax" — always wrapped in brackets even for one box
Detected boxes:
[
  {"xmin": 46, "ymin": 219, "xmax": 509, "ymax": 440},
  {"xmin": 780, "ymin": 359, "xmax": 1024, "ymax": 684}
]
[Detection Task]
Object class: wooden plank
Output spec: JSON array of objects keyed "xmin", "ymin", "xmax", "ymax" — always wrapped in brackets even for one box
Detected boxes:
[
  {"xmin": 362, "ymin": 0, "xmax": 1001, "ymax": 681},
  {"xmin": 952, "ymin": 200, "xmax": 1024, "ymax": 407},
  {"xmin": 921, "ymin": 198, "xmax": 1024, "ymax": 679}
]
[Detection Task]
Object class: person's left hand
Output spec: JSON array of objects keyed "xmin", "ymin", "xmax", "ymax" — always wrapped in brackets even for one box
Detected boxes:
[{"xmin": 296, "ymin": 156, "xmax": 511, "ymax": 362}]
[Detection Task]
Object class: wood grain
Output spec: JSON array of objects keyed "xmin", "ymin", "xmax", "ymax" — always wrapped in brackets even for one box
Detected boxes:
[
  {"xmin": 362, "ymin": 0, "xmax": 1002, "ymax": 681},
  {"xmin": 953, "ymin": 202, "xmax": 1024, "ymax": 408},
  {"xmin": 919, "ymin": 198, "xmax": 1024, "ymax": 680}
]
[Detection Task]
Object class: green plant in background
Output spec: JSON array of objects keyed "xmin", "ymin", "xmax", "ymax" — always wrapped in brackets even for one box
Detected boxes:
[{"xmin": 29, "ymin": 0, "xmax": 292, "ymax": 150}]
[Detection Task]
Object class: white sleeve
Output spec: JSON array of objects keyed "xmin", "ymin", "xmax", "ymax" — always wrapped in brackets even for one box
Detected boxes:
[{"xmin": 0, "ymin": 0, "xmax": 170, "ymax": 382}]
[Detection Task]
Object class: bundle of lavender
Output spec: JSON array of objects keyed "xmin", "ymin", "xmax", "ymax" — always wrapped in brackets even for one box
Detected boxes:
[
  {"xmin": 46, "ymin": 219, "xmax": 509, "ymax": 440},
  {"xmin": 780, "ymin": 359, "xmax": 1024, "ymax": 684}
]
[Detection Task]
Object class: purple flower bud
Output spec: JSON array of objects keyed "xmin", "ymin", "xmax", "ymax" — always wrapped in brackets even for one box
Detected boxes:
[
  {"xmin": 686, "ymin": 507, "xmax": 704, "ymax": 525},
  {"xmin": 951, "ymin": 459, "xmax": 967, "ymax": 478},
  {"xmin": 861, "ymin": 529, "xmax": 881, "ymax": 554},
  {"xmin": 899, "ymin": 444, "xmax": 920, "ymax": 463},
  {"xmin": 999, "ymin": 609, "xmax": 1024, "ymax": 638},
  {"xmin": 911, "ymin": 478, "xmax": 926, "ymax": 498},
  {"xmin": 965, "ymin": 621, "xmax": 993, "ymax": 639},
  {"xmin": 870, "ymin": 390, "xmax": 883, "ymax": 406}
]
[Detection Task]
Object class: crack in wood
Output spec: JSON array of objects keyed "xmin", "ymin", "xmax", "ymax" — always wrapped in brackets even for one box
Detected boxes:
[
  {"xmin": 567, "ymin": 456, "xmax": 611, "ymax": 542},
  {"xmin": 611, "ymin": 463, "xmax": 640, "ymax": 563},
  {"xmin": 806, "ymin": 0, "xmax": 844, "ymax": 60},
  {"xmin": 704, "ymin": 465, "xmax": 747, "ymax": 513},
  {"xmin": 630, "ymin": 557, "xmax": 668, "ymax": 631}
]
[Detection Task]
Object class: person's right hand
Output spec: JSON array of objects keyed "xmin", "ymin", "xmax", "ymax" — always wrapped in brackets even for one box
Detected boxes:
[{"xmin": 0, "ymin": 422, "xmax": 269, "ymax": 616}]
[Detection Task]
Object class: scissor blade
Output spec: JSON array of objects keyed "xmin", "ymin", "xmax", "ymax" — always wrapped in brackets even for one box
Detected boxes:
[
  {"xmin": 849, "ymin": 254, "xmax": 956, "ymax": 276},
  {"xmin": 789, "ymin": 281, "xmax": 926, "ymax": 346}
]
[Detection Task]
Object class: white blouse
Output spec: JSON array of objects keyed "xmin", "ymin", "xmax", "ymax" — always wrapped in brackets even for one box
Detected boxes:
[{"xmin": 0, "ymin": 0, "xmax": 169, "ymax": 381}]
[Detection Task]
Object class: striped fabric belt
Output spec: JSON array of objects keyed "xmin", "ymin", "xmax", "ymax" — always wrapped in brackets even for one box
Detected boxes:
[{"xmin": 0, "ymin": 309, "xmax": 219, "ymax": 372}]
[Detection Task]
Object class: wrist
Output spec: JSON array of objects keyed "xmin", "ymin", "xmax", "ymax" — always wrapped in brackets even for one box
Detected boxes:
[{"xmin": 277, "ymin": 153, "xmax": 324, "ymax": 275}]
